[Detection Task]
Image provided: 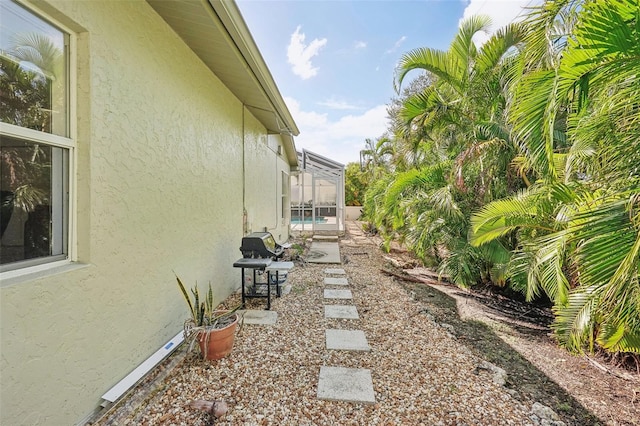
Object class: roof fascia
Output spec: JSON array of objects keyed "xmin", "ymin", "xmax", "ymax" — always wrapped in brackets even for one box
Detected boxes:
[
  {"xmin": 208, "ymin": 0, "xmax": 299, "ymax": 167},
  {"xmin": 210, "ymin": 0, "xmax": 299, "ymax": 137}
]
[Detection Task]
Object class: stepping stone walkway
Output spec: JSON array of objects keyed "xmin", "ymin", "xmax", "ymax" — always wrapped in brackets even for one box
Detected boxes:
[
  {"xmin": 317, "ymin": 366, "xmax": 376, "ymax": 404},
  {"xmin": 324, "ymin": 305, "xmax": 359, "ymax": 319},
  {"xmin": 240, "ymin": 310, "xmax": 278, "ymax": 325},
  {"xmin": 324, "ymin": 277, "xmax": 349, "ymax": 286},
  {"xmin": 317, "ymin": 261, "xmax": 376, "ymax": 404},
  {"xmin": 325, "ymin": 329, "xmax": 370, "ymax": 351},
  {"xmin": 323, "ymin": 289, "xmax": 353, "ymax": 299}
]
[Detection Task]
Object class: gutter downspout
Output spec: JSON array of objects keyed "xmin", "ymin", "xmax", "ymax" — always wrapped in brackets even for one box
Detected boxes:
[
  {"xmin": 242, "ymin": 105, "xmax": 247, "ymax": 235},
  {"xmin": 273, "ymin": 148, "xmax": 279, "ymax": 231}
]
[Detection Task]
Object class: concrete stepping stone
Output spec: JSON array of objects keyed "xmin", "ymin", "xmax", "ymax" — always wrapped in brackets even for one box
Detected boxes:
[
  {"xmin": 326, "ymin": 329, "xmax": 370, "ymax": 351},
  {"xmin": 324, "ymin": 268, "xmax": 346, "ymax": 275},
  {"xmin": 317, "ymin": 366, "xmax": 375, "ymax": 404},
  {"xmin": 324, "ymin": 305, "xmax": 359, "ymax": 319},
  {"xmin": 239, "ymin": 310, "xmax": 277, "ymax": 325},
  {"xmin": 323, "ymin": 289, "xmax": 353, "ymax": 300},
  {"xmin": 314, "ymin": 235, "xmax": 339, "ymax": 241},
  {"xmin": 324, "ymin": 277, "xmax": 349, "ymax": 286},
  {"xmin": 307, "ymin": 241, "xmax": 341, "ymax": 264}
]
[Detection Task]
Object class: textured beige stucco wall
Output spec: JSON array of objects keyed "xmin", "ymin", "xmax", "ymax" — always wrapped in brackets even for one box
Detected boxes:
[
  {"xmin": 0, "ymin": 1, "xmax": 287, "ymax": 424},
  {"xmin": 243, "ymin": 117, "xmax": 291, "ymax": 243}
]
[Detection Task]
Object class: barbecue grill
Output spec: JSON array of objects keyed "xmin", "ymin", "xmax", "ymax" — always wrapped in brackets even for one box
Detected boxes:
[
  {"xmin": 240, "ymin": 232, "xmax": 286, "ymax": 259},
  {"xmin": 234, "ymin": 231, "xmax": 293, "ymax": 310}
]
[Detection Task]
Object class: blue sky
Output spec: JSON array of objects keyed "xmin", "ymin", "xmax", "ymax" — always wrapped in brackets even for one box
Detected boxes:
[{"xmin": 237, "ymin": 0, "xmax": 537, "ymax": 165}]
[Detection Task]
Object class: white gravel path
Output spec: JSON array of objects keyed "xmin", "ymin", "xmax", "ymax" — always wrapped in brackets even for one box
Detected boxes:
[{"xmin": 95, "ymin": 224, "xmax": 535, "ymax": 425}]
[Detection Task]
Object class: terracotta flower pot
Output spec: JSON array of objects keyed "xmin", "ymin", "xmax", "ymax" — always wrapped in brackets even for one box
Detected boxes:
[{"xmin": 197, "ymin": 313, "xmax": 238, "ymax": 360}]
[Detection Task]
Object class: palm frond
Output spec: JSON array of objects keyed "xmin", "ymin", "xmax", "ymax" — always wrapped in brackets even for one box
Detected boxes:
[
  {"xmin": 475, "ymin": 22, "xmax": 525, "ymax": 75},
  {"xmin": 10, "ymin": 32, "xmax": 63, "ymax": 79},
  {"xmin": 394, "ymin": 48, "xmax": 460, "ymax": 94},
  {"xmin": 553, "ymin": 285, "xmax": 599, "ymax": 352},
  {"xmin": 470, "ymin": 188, "xmax": 546, "ymax": 246},
  {"xmin": 509, "ymin": 69, "xmax": 559, "ymax": 180},
  {"xmin": 520, "ymin": 0, "xmax": 580, "ymax": 69},
  {"xmin": 449, "ymin": 15, "xmax": 492, "ymax": 74},
  {"xmin": 429, "ymin": 185, "xmax": 463, "ymax": 220},
  {"xmin": 532, "ymin": 229, "xmax": 570, "ymax": 304},
  {"xmin": 438, "ymin": 236, "xmax": 482, "ymax": 288}
]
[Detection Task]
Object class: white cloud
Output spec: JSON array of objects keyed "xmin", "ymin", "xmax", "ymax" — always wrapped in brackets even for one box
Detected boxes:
[
  {"xmin": 317, "ymin": 97, "xmax": 361, "ymax": 110},
  {"xmin": 354, "ymin": 41, "xmax": 367, "ymax": 49},
  {"xmin": 460, "ymin": 0, "xmax": 543, "ymax": 46},
  {"xmin": 287, "ymin": 25, "xmax": 327, "ymax": 80},
  {"xmin": 385, "ymin": 36, "xmax": 407, "ymax": 54},
  {"xmin": 285, "ymin": 97, "xmax": 389, "ymax": 165}
]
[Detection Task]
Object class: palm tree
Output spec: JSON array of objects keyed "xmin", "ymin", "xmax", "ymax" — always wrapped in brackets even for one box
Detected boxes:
[
  {"xmin": 386, "ymin": 73, "xmax": 438, "ymax": 170},
  {"xmin": 395, "ymin": 15, "xmax": 526, "ymax": 197},
  {"xmin": 360, "ymin": 136, "xmax": 394, "ymax": 179},
  {"xmin": 368, "ymin": 16, "xmax": 526, "ymax": 285},
  {"xmin": 471, "ymin": 0, "xmax": 640, "ymax": 353}
]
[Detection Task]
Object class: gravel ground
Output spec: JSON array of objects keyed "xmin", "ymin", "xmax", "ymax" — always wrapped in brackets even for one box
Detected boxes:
[{"xmin": 95, "ymin": 224, "xmax": 540, "ymax": 426}]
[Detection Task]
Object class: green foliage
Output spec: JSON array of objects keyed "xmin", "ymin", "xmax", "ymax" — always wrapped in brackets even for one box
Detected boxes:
[
  {"xmin": 366, "ymin": 0, "xmax": 640, "ymax": 356},
  {"xmin": 1, "ymin": 33, "xmax": 64, "ymax": 218},
  {"xmin": 0, "ymin": 54, "xmax": 52, "ymax": 131},
  {"xmin": 471, "ymin": 0, "xmax": 640, "ymax": 354},
  {"xmin": 345, "ymin": 162, "xmax": 368, "ymax": 206},
  {"xmin": 0, "ymin": 32, "xmax": 63, "ymax": 132},
  {"xmin": 175, "ymin": 275, "xmax": 239, "ymax": 329}
]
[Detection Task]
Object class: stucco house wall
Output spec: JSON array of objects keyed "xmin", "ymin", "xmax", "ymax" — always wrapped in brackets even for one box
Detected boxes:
[
  {"xmin": 243, "ymin": 115, "xmax": 292, "ymax": 243},
  {"xmin": 0, "ymin": 1, "xmax": 296, "ymax": 424}
]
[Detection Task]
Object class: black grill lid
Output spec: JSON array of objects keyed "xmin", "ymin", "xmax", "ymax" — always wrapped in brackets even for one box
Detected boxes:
[{"xmin": 240, "ymin": 232, "xmax": 284, "ymax": 259}]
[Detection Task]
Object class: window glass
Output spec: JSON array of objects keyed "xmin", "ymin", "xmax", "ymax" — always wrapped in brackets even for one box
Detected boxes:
[
  {"xmin": 1, "ymin": 135, "xmax": 68, "ymax": 266},
  {"xmin": 0, "ymin": 2, "xmax": 70, "ymax": 270},
  {"xmin": 0, "ymin": 0, "xmax": 69, "ymax": 137}
]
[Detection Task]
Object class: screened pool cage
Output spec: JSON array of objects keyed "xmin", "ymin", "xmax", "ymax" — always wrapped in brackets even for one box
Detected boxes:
[{"xmin": 290, "ymin": 150, "xmax": 345, "ymax": 234}]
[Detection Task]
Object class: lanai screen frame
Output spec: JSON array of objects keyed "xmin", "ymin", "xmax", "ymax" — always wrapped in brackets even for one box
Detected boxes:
[{"xmin": 290, "ymin": 149, "xmax": 345, "ymax": 234}]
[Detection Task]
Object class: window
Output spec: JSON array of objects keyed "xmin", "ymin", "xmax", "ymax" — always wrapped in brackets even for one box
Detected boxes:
[{"xmin": 0, "ymin": 1, "xmax": 72, "ymax": 272}]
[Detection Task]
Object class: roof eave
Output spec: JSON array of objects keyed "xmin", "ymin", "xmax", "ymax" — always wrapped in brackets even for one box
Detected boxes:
[
  {"xmin": 146, "ymin": 0, "xmax": 299, "ymax": 166},
  {"xmin": 210, "ymin": 0, "xmax": 299, "ymax": 136}
]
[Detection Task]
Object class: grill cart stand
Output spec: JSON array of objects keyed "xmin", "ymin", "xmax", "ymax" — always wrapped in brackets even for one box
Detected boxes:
[{"xmin": 233, "ymin": 257, "xmax": 273, "ymax": 310}]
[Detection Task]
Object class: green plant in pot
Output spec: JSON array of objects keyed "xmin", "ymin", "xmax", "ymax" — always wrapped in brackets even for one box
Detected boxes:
[{"xmin": 176, "ymin": 275, "xmax": 241, "ymax": 360}]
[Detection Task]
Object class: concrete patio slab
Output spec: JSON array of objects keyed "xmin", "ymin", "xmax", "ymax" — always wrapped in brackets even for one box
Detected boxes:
[
  {"xmin": 317, "ymin": 366, "xmax": 375, "ymax": 404},
  {"xmin": 324, "ymin": 305, "xmax": 359, "ymax": 319},
  {"xmin": 324, "ymin": 277, "xmax": 349, "ymax": 286},
  {"xmin": 324, "ymin": 268, "xmax": 346, "ymax": 275},
  {"xmin": 313, "ymin": 235, "xmax": 339, "ymax": 241},
  {"xmin": 326, "ymin": 329, "xmax": 370, "ymax": 351},
  {"xmin": 307, "ymin": 241, "xmax": 341, "ymax": 264},
  {"xmin": 239, "ymin": 310, "xmax": 277, "ymax": 325},
  {"xmin": 323, "ymin": 289, "xmax": 353, "ymax": 300}
]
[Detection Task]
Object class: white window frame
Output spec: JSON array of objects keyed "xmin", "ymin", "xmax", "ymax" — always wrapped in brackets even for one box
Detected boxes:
[{"xmin": 0, "ymin": 1, "xmax": 77, "ymax": 278}]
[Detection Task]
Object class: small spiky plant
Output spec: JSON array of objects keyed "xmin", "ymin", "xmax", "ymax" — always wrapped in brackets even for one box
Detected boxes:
[{"xmin": 175, "ymin": 275, "xmax": 241, "ymax": 358}]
